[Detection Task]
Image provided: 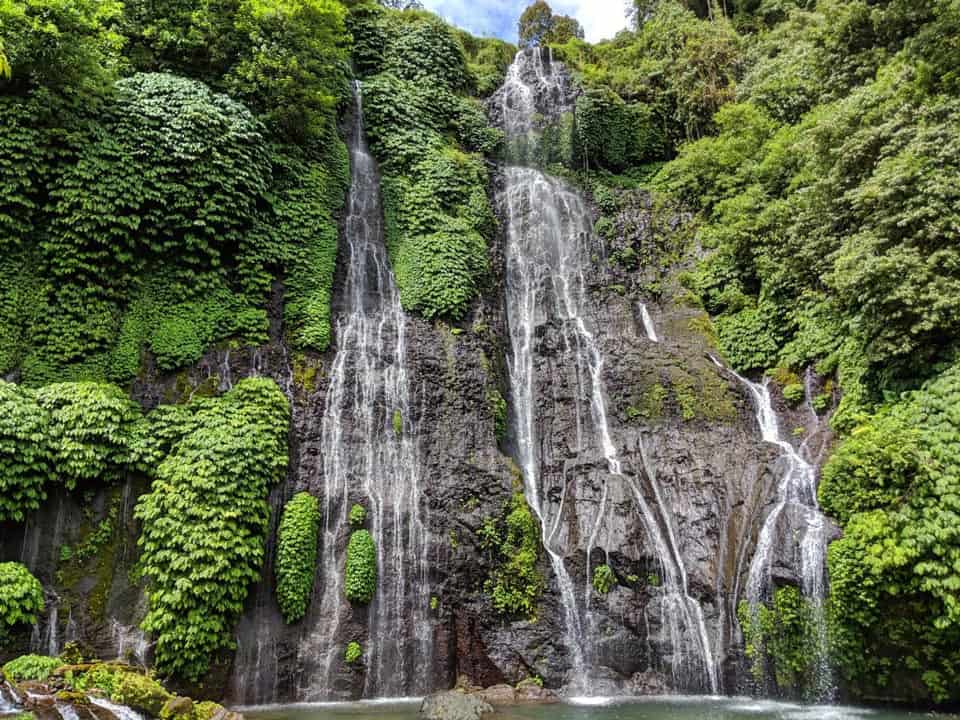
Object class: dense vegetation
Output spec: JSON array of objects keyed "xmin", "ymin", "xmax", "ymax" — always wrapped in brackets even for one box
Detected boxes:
[
  {"xmin": 0, "ymin": 563, "xmax": 44, "ymax": 642},
  {"xmin": 276, "ymin": 492, "xmax": 321, "ymax": 623},
  {"xmin": 133, "ymin": 379, "xmax": 289, "ymax": 680}
]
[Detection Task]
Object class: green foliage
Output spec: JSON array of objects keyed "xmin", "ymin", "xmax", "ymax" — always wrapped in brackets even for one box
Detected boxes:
[
  {"xmin": 0, "ymin": 564, "xmax": 45, "ymax": 641},
  {"xmin": 353, "ymin": 8, "xmax": 496, "ymax": 321},
  {"xmin": 575, "ymin": 89, "xmax": 666, "ymax": 171},
  {"xmin": 344, "ymin": 641, "xmax": 362, "ymax": 664},
  {"xmin": 518, "ymin": 1, "xmax": 584, "ymax": 48},
  {"xmin": 558, "ymin": 0, "xmax": 741, "ymax": 157},
  {"xmin": 0, "ymin": 380, "xmax": 140, "ymax": 521},
  {"xmin": 134, "ymin": 378, "xmax": 290, "ymax": 680},
  {"xmin": 275, "ymin": 492, "xmax": 320, "ymax": 623},
  {"xmin": 738, "ymin": 586, "xmax": 818, "ymax": 695},
  {"xmin": 487, "ymin": 389, "xmax": 508, "ymax": 442},
  {"xmin": 0, "ymin": 0, "xmax": 124, "ymax": 100},
  {"xmin": 229, "ymin": 0, "xmax": 350, "ymax": 143},
  {"xmin": 35, "ymin": 383, "xmax": 139, "ymax": 489},
  {"xmin": 111, "ymin": 671, "xmax": 173, "ymax": 716},
  {"xmin": 782, "ymin": 383, "xmax": 805, "ymax": 406},
  {"xmin": 3, "ymin": 0, "xmax": 353, "ymax": 379},
  {"xmin": 821, "ymin": 363, "xmax": 960, "ymax": 701},
  {"xmin": 458, "ymin": 32, "xmax": 516, "ymax": 97},
  {"xmin": 592, "ymin": 564, "xmax": 616, "ymax": 594},
  {"xmin": 349, "ymin": 503, "xmax": 367, "ymax": 528},
  {"xmin": 484, "ymin": 493, "xmax": 544, "ymax": 618},
  {"xmin": 1, "ymin": 655, "xmax": 60, "ymax": 682},
  {"xmin": 272, "ymin": 141, "xmax": 351, "ymax": 353},
  {"xmin": 0, "ymin": 382, "xmax": 51, "ymax": 521},
  {"xmin": 655, "ymin": 2, "xmax": 960, "ymax": 407},
  {"xmin": 345, "ymin": 529, "xmax": 377, "ymax": 604}
]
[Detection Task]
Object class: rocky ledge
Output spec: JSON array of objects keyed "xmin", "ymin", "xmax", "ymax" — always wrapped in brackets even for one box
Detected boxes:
[{"xmin": 1, "ymin": 660, "xmax": 241, "ymax": 720}]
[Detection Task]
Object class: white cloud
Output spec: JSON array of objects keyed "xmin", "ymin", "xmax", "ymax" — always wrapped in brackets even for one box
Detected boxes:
[
  {"xmin": 419, "ymin": 0, "xmax": 629, "ymax": 44},
  {"xmin": 555, "ymin": 0, "xmax": 630, "ymax": 43}
]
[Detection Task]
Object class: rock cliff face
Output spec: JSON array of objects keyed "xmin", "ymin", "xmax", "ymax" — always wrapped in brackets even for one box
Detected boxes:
[{"xmin": 0, "ymin": 48, "xmax": 836, "ymax": 706}]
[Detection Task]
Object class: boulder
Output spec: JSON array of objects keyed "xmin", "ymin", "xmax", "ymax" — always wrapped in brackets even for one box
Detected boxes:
[
  {"xmin": 473, "ymin": 685, "xmax": 515, "ymax": 705},
  {"xmin": 161, "ymin": 696, "xmax": 195, "ymax": 720},
  {"xmin": 419, "ymin": 691, "xmax": 493, "ymax": 720},
  {"xmin": 513, "ymin": 682, "xmax": 559, "ymax": 704}
]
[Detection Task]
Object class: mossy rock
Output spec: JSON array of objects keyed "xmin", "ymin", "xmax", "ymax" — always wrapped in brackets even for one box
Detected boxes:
[
  {"xmin": 160, "ymin": 696, "xmax": 195, "ymax": 720},
  {"xmin": 110, "ymin": 670, "xmax": 173, "ymax": 716}
]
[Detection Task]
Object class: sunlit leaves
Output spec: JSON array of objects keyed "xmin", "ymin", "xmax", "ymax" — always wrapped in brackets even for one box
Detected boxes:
[{"xmin": 134, "ymin": 378, "xmax": 290, "ymax": 680}]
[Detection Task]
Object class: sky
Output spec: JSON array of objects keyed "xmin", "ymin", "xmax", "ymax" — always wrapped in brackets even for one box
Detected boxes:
[{"xmin": 418, "ymin": 0, "xmax": 631, "ymax": 44}]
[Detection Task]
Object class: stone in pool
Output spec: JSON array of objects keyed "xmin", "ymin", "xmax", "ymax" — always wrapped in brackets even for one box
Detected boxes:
[{"xmin": 419, "ymin": 691, "xmax": 493, "ymax": 720}]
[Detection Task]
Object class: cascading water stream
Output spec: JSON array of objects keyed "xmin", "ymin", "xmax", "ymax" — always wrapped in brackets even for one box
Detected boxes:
[
  {"xmin": 296, "ymin": 82, "xmax": 431, "ymax": 701},
  {"xmin": 495, "ymin": 49, "xmax": 717, "ymax": 695},
  {"xmin": 710, "ymin": 357, "xmax": 833, "ymax": 698},
  {"xmin": 639, "ymin": 303, "xmax": 659, "ymax": 343}
]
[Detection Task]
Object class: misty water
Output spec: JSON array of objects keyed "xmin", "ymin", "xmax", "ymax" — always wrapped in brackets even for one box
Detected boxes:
[{"xmin": 242, "ymin": 698, "xmax": 951, "ymax": 720}]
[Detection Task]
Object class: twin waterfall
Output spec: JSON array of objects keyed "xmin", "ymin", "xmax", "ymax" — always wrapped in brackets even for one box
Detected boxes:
[{"xmin": 227, "ymin": 50, "xmax": 832, "ymax": 703}]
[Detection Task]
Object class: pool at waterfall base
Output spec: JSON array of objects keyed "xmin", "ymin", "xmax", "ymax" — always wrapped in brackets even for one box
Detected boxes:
[{"xmin": 240, "ymin": 697, "xmax": 953, "ymax": 720}]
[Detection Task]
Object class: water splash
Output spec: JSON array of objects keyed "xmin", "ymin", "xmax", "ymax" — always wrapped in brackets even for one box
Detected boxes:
[
  {"xmin": 110, "ymin": 619, "xmax": 152, "ymax": 667},
  {"xmin": 88, "ymin": 697, "xmax": 145, "ymax": 720},
  {"xmin": 297, "ymin": 82, "xmax": 432, "ymax": 700}
]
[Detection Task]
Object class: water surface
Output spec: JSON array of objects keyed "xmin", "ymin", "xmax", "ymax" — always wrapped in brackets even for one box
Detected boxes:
[{"xmin": 242, "ymin": 697, "xmax": 952, "ymax": 720}]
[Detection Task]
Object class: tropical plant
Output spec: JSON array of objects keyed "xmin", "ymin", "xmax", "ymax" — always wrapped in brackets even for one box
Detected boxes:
[
  {"xmin": 275, "ymin": 492, "xmax": 321, "ymax": 623},
  {"xmin": 0, "ymin": 564, "xmax": 45, "ymax": 641}
]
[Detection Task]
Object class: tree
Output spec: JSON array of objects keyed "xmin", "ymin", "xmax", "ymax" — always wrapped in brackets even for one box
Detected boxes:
[
  {"xmin": 519, "ymin": 0, "xmax": 554, "ymax": 47},
  {"xmin": 546, "ymin": 14, "xmax": 585, "ymax": 44},
  {"xmin": 0, "ymin": 0, "xmax": 124, "ymax": 99},
  {"xmin": 518, "ymin": 0, "xmax": 584, "ymax": 48}
]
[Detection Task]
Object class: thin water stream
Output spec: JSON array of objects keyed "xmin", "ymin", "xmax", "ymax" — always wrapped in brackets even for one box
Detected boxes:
[
  {"xmin": 710, "ymin": 357, "xmax": 833, "ymax": 698},
  {"xmin": 296, "ymin": 82, "xmax": 431, "ymax": 700}
]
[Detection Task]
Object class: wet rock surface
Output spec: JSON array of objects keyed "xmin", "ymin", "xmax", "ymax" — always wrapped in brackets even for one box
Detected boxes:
[{"xmin": 419, "ymin": 691, "xmax": 493, "ymax": 720}]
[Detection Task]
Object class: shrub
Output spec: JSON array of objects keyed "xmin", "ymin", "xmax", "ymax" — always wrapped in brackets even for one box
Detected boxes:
[
  {"xmin": 134, "ymin": 379, "xmax": 290, "ymax": 680},
  {"xmin": 738, "ymin": 586, "xmax": 816, "ymax": 694},
  {"xmin": 344, "ymin": 530, "xmax": 377, "ymax": 605},
  {"xmin": 344, "ymin": 641, "xmax": 362, "ymax": 664},
  {"xmin": 35, "ymin": 383, "xmax": 140, "ymax": 489},
  {"xmin": 0, "ymin": 564, "xmax": 44, "ymax": 641},
  {"xmin": 592, "ymin": 564, "xmax": 616, "ymax": 595},
  {"xmin": 275, "ymin": 492, "xmax": 321, "ymax": 623},
  {"xmin": 782, "ymin": 383, "xmax": 805, "ymax": 406},
  {"xmin": 112, "ymin": 671, "xmax": 172, "ymax": 716},
  {"xmin": 349, "ymin": 503, "xmax": 367, "ymax": 528},
  {"xmin": 485, "ymin": 493, "xmax": 543, "ymax": 618},
  {"xmin": 0, "ymin": 382, "xmax": 50, "ymax": 522},
  {"xmin": 2, "ymin": 655, "xmax": 60, "ymax": 682}
]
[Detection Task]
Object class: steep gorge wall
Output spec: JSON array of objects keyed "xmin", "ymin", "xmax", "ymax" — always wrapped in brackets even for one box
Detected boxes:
[{"xmin": 0, "ymin": 46, "xmax": 836, "ymax": 707}]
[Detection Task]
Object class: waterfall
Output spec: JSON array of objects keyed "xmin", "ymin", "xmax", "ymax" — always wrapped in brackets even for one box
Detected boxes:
[
  {"xmin": 88, "ymin": 697, "xmax": 145, "ymax": 720},
  {"xmin": 639, "ymin": 303, "xmax": 659, "ymax": 343},
  {"xmin": 297, "ymin": 82, "xmax": 431, "ymax": 700},
  {"xmin": 710, "ymin": 358, "xmax": 833, "ymax": 697},
  {"xmin": 495, "ymin": 49, "xmax": 717, "ymax": 694}
]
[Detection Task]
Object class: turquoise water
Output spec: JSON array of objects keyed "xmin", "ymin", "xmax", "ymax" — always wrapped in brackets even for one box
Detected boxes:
[{"xmin": 242, "ymin": 696, "xmax": 953, "ymax": 720}]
